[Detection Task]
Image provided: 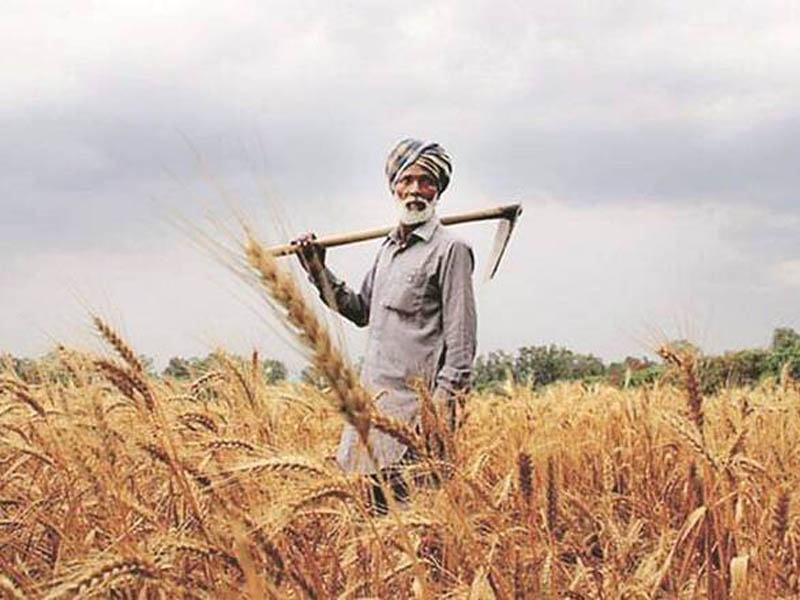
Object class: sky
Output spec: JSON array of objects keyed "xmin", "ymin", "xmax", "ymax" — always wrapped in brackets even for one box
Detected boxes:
[{"xmin": 2, "ymin": 1, "xmax": 799, "ymax": 372}]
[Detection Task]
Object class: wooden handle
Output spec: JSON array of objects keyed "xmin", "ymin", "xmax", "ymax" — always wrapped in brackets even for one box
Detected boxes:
[
  {"xmin": 266, "ymin": 203, "xmax": 522, "ymax": 256},
  {"xmin": 440, "ymin": 203, "xmax": 522, "ymax": 226}
]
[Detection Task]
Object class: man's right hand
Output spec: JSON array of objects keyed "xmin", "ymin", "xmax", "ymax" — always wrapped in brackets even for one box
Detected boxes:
[{"xmin": 290, "ymin": 232, "xmax": 327, "ymax": 276}]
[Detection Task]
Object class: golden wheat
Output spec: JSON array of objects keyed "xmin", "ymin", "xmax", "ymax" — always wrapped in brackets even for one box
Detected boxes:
[{"xmin": 2, "ymin": 248, "xmax": 799, "ymax": 597}]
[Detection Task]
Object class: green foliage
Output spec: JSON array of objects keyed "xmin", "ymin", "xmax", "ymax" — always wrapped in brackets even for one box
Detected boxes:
[
  {"xmin": 766, "ymin": 327, "xmax": 800, "ymax": 380},
  {"xmin": 163, "ymin": 357, "xmax": 193, "ymax": 379},
  {"xmin": 515, "ymin": 345, "xmax": 605, "ymax": 387},
  {"xmin": 607, "ymin": 356, "xmax": 660, "ymax": 388},
  {"xmin": 8, "ymin": 355, "xmax": 40, "ymax": 383},
  {"xmin": 5, "ymin": 326, "xmax": 800, "ymax": 393},
  {"xmin": 5, "ymin": 350, "xmax": 72, "ymax": 385},
  {"xmin": 627, "ymin": 364, "xmax": 665, "ymax": 387},
  {"xmin": 698, "ymin": 349, "xmax": 771, "ymax": 394},
  {"xmin": 473, "ymin": 328, "xmax": 800, "ymax": 394},
  {"xmin": 474, "ymin": 345, "xmax": 605, "ymax": 391},
  {"xmin": 473, "ymin": 351, "xmax": 514, "ymax": 392},
  {"xmin": 771, "ymin": 327, "xmax": 800, "ymax": 352},
  {"xmin": 690, "ymin": 328, "xmax": 800, "ymax": 393},
  {"xmin": 261, "ymin": 359, "xmax": 288, "ymax": 384},
  {"xmin": 163, "ymin": 353, "xmax": 287, "ymax": 383}
]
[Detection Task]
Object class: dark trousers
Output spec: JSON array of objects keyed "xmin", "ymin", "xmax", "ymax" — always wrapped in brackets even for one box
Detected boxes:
[
  {"xmin": 368, "ymin": 469, "xmax": 410, "ymax": 516},
  {"xmin": 367, "ymin": 447, "xmax": 418, "ymax": 515}
]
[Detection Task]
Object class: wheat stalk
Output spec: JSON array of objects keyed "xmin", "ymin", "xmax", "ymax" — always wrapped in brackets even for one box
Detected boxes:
[{"xmin": 546, "ymin": 456, "xmax": 558, "ymax": 537}]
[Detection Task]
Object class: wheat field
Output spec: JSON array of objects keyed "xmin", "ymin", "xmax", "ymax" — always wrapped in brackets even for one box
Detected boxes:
[{"xmin": 1, "ymin": 236, "xmax": 798, "ymax": 599}]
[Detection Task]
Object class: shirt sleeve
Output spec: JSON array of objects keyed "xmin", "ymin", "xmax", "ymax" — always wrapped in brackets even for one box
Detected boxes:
[
  {"xmin": 435, "ymin": 240, "xmax": 478, "ymax": 394},
  {"xmin": 310, "ymin": 258, "xmax": 376, "ymax": 328}
]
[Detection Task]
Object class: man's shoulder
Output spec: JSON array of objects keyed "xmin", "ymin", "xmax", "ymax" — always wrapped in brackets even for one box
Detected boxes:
[
  {"xmin": 431, "ymin": 225, "xmax": 474, "ymax": 272},
  {"xmin": 432, "ymin": 222, "xmax": 473, "ymax": 251}
]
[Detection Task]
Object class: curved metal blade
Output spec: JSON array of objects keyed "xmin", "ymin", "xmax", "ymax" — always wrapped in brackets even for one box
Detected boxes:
[{"xmin": 484, "ymin": 204, "xmax": 522, "ymax": 281}]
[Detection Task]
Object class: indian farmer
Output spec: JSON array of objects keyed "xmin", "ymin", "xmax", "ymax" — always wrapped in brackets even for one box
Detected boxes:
[{"xmin": 292, "ymin": 138, "xmax": 477, "ymax": 513}]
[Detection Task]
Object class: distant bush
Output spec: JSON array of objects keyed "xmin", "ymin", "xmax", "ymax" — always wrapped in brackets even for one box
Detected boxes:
[
  {"xmin": 6, "ymin": 327, "xmax": 798, "ymax": 395},
  {"xmin": 628, "ymin": 364, "xmax": 665, "ymax": 387},
  {"xmin": 766, "ymin": 326, "xmax": 800, "ymax": 380},
  {"xmin": 474, "ymin": 345, "xmax": 605, "ymax": 391},
  {"xmin": 698, "ymin": 349, "xmax": 770, "ymax": 394},
  {"xmin": 607, "ymin": 356, "xmax": 661, "ymax": 388},
  {"xmin": 472, "ymin": 327, "xmax": 800, "ymax": 395},
  {"xmin": 473, "ymin": 351, "xmax": 514, "ymax": 392},
  {"xmin": 163, "ymin": 353, "xmax": 287, "ymax": 384}
]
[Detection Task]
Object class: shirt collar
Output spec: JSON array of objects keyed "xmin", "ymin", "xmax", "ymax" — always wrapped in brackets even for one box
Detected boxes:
[{"xmin": 387, "ymin": 217, "xmax": 440, "ymax": 246}]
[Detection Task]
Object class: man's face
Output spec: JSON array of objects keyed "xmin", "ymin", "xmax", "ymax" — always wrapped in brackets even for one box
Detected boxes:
[{"xmin": 393, "ymin": 164, "xmax": 439, "ymax": 225}]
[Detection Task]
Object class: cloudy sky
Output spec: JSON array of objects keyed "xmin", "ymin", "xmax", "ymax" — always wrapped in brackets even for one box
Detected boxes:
[{"xmin": 2, "ymin": 1, "xmax": 799, "ymax": 372}]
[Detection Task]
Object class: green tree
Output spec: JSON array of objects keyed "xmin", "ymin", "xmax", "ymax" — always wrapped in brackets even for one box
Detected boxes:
[
  {"xmin": 514, "ymin": 345, "xmax": 605, "ymax": 388},
  {"xmin": 473, "ymin": 350, "xmax": 514, "ymax": 391},
  {"xmin": 607, "ymin": 356, "xmax": 662, "ymax": 388},
  {"xmin": 474, "ymin": 345, "xmax": 606, "ymax": 390},
  {"xmin": 163, "ymin": 357, "xmax": 192, "ymax": 379},
  {"xmin": 771, "ymin": 327, "xmax": 800, "ymax": 352},
  {"xmin": 261, "ymin": 359, "xmax": 287, "ymax": 384},
  {"xmin": 699, "ymin": 349, "xmax": 770, "ymax": 394},
  {"xmin": 10, "ymin": 355, "xmax": 40, "ymax": 383},
  {"xmin": 767, "ymin": 327, "xmax": 800, "ymax": 380}
]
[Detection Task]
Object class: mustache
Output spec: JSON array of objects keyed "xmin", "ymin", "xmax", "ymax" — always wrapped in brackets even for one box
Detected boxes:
[{"xmin": 402, "ymin": 194, "xmax": 432, "ymax": 208}]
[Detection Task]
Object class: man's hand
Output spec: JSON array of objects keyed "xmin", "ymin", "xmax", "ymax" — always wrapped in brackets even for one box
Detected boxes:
[
  {"xmin": 432, "ymin": 387, "xmax": 458, "ymax": 432},
  {"xmin": 290, "ymin": 232, "xmax": 327, "ymax": 276}
]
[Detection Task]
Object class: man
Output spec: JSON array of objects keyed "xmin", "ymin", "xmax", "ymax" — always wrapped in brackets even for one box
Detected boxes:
[{"xmin": 293, "ymin": 138, "xmax": 477, "ymax": 506}]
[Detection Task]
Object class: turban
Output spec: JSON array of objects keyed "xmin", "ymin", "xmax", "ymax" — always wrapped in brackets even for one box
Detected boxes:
[{"xmin": 385, "ymin": 138, "xmax": 452, "ymax": 195}]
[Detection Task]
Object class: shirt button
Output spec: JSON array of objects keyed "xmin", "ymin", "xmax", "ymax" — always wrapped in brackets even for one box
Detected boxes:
[{"xmin": 407, "ymin": 275, "xmax": 413, "ymax": 282}]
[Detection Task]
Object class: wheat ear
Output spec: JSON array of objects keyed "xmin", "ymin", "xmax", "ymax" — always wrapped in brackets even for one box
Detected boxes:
[
  {"xmin": 369, "ymin": 409, "xmax": 425, "ymax": 457},
  {"xmin": 0, "ymin": 378, "xmax": 45, "ymax": 417},
  {"xmin": 518, "ymin": 451, "xmax": 533, "ymax": 506},
  {"xmin": 773, "ymin": 490, "xmax": 790, "ymax": 545},
  {"xmin": 658, "ymin": 345, "xmax": 704, "ymax": 436},
  {"xmin": 244, "ymin": 234, "xmax": 371, "ymax": 442},
  {"xmin": 92, "ymin": 315, "xmax": 144, "ymax": 373},
  {"xmin": 546, "ymin": 456, "xmax": 558, "ymax": 536},
  {"xmin": 44, "ymin": 558, "xmax": 157, "ymax": 599}
]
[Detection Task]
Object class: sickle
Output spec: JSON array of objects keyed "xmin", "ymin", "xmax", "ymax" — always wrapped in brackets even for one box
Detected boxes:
[{"xmin": 265, "ymin": 203, "xmax": 523, "ymax": 280}]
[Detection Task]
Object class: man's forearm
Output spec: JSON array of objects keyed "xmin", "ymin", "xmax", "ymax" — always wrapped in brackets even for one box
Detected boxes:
[{"xmin": 309, "ymin": 267, "xmax": 370, "ymax": 327}]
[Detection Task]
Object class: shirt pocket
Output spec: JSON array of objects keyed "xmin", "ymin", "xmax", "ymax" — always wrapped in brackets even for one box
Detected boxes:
[{"xmin": 381, "ymin": 268, "xmax": 427, "ymax": 315}]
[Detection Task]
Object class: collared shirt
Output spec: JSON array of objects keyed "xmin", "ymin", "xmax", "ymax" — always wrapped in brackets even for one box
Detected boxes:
[{"xmin": 313, "ymin": 217, "xmax": 477, "ymax": 473}]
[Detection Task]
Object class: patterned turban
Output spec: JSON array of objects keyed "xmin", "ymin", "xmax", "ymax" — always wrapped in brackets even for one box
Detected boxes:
[{"xmin": 385, "ymin": 138, "xmax": 453, "ymax": 195}]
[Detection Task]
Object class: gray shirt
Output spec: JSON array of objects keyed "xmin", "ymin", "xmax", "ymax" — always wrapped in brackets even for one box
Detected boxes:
[{"xmin": 313, "ymin": 217, "xmax": 477, "ymax": 473}]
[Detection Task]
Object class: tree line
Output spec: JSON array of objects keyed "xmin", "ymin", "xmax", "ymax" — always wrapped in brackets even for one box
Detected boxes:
[
  {"xmin": 473, "ymin": 327, "xmax": 800, "ymax": 393},
  {"xmin": 4, "ymin": 327, "xmax": 799, "ymax": 393}
]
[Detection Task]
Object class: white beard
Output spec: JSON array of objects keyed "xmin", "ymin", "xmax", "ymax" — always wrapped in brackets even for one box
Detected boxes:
[{"xmin": 395, "ymin": 193, "xmax": 438, "ymax": 225}]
